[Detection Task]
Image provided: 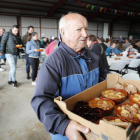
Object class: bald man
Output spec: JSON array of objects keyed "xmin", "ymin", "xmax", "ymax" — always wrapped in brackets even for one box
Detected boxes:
[{"xmin": 31, "ymin": 13, "xmax": 108, "ymax": 140}]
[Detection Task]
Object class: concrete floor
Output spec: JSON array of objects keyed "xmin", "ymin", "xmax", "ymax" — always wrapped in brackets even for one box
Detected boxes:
[{"xmin": 0, "ymin": 59, "xmax": 51, "ymax": 140}]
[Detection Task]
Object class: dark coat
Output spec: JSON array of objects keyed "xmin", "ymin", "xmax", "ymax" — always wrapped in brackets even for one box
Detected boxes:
[
  {"xmin": 0, "ymin": 30, "xmax": 22, "ymax": 55},
  {"xmin": 91, "ymin": 43, "xmax": 109, "ymax": 71},
  {"xmin": 100, "ymin": 43, "xmax": 107, "ymax": 51}
]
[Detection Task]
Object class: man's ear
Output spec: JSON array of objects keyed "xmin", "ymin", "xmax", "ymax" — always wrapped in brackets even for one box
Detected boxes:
[{"xmin": 61, "ymin": 28, "xmax": 66, "ymax": 39}]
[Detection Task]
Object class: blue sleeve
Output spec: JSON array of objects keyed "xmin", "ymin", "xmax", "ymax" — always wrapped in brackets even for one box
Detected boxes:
[
  {"xmin": 106, "ymin": 47, "xmax": 110, "ymax": 56},
  {"xmin": 117, "ymin": 49, "xmax": 121, "ymax": 54},
  {"xmin": 26, "ymin": 41, "xmax": 35, "ymax": 54},
  {"xmin": 31, "ymin": 61, "xmax": 70, "ymax": 136}
]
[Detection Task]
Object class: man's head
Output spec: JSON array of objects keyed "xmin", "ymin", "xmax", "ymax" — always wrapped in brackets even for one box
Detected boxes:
[
  {"xmin": 111, "ymin": 42, "xmax": 116, "ymax": 49},
  {"xmin": 28, "ymin": 26, "xmax": 34, "ymax": 34},
  {"xmin": 59, "ymin": 13, "xmax": 88, "ymax": 52},
  {"xmin": 98, "ymin": 38, "xmax": 104, "ymax": 44},
  {"xmin": 87, "ymin": 35, "xmax": 97, "ymax": 47},
  {"xmin": 125, "ymin": 39, "xmax": 128, "ymax": 43},
  {"xmin": 120, "ymin": 35, "xmax": 122, "ymax": 38},
  {"xmin": 0, "ymin": 28, "xmax": 5, "ymax": 35},
  {"xmin": 12, "ymin": 25, "xmax": 19, "ymax": 36}
]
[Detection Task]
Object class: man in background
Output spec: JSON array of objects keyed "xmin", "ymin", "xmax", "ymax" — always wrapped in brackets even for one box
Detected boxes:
[
  {"xmin": 0, "ymin": 25, "xmax": 22, "ymax": 87},
  {"xmin": 22, "ymin": 25, "xmax": 34, "ymax": 79},
  {"xmin": 124, "ymin": 39, "xmax": 131, "ymax": 50},
  {"xmin": 40, "ymin": 37, "xmax": 47, "ymax": 48},
  {"xmin": 119, "ymin": 35, "xmax": 123, "ymax": 42}
]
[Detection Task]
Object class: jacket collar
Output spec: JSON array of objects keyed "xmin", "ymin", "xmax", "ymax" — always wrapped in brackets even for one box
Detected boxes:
[
  {"xmin": 30, "ymin": 39, "xmax": 39, "ymax": 46},
  {"xmin": 60, "ymin": 41, "xmax": 88, "ymax": 58}
]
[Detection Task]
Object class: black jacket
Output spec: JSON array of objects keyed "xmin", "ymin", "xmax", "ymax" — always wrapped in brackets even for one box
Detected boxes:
[
  {"xmin": 100, "ymin": 43, "xmax": 107, "ymax": 51},
  {"xmin": 0, "ymin": 30, "xmax": 22, "ymax": 55},
  {"xmin": 91, "ymin": 42, "xmax": 109, "ymax": 71}
]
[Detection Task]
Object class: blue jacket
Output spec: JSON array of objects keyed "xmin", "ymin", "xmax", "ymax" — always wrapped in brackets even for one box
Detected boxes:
[
  {"xmin": 26, "ymin": 39, "xmax": 42, "ymax": 59},
  {"xmin": 106, "ymin": 46, "xmax": 121, "ymax": 56},
  {"xmin": 31, "ymin": 42, "xmax": 108, "ymax": 140}
]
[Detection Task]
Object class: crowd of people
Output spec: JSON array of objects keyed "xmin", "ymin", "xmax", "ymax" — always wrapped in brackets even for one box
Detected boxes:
[
  {"xmin": 0, "ymin": 25, "xmax": 58, "ymax": 87},
  {"xmin": 0, "ymin": 23, "xmax": 140, "ymax": 87},
  {"xmin": 0, "ymin": 12, "xmax": 140, "ymax": 140}
]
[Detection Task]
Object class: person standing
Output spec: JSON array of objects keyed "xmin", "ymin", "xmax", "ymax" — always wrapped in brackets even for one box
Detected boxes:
[
  {"xmin": 26, "ymin": 32, "xmax": 42, "ymax": 85},
  {"xmin": 87, "ymin": 35, "xmax": 109, "ymax": 71},
  {"xmin": 119, "ymin": 35, "xmax": 123, "ymax": 42},
  {"xmin": 0, "ymin": 25, "xmax": 22, "ymax": 87},
  {"xmin": 22, "ymin": 26, "xmax": 34, "ymax": 79}
]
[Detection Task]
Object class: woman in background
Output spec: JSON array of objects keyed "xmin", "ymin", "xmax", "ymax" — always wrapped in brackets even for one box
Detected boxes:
[
  {"xmin": 26, "ymin": 32, "xmax": 42, "ymax": 85},
  {"xmin": 117, "ymin": 42, "xmax": 125, "ymax": 52}
]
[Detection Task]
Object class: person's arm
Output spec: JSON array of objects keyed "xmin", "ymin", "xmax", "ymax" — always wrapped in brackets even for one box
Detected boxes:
[
  {"xmin": 31, "ymin": 61, "xmax": 70, "ymax": 135},
  {"xmin": 0, "ymin": 32, "xmax": 9, "ymax": 54},
  {"xmin": 106, "ymin": 47, "xmax": 110, "ymax": 56},
  {"xmin": 26, "ymin": 42, "xmax": 35, "ymax": 54}
]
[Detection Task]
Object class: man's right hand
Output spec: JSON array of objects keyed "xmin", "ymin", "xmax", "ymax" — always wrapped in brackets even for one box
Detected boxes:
[
  {"xmin": 0, "ymin": 53, "xmax": 3, "ymax": 57},
  {"xmin": 65, "ymin": 120, "xmax": 90, "ymax": 140}
]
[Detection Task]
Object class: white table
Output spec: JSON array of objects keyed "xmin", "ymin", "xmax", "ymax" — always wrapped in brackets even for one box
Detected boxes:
[{"xmin": 107, "ymin": 55, "xmax": 137, "ymax": 66}]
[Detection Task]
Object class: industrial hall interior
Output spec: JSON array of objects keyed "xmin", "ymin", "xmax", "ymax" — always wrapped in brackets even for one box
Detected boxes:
[{"xmin": 1, "ymin": 0, "xmax": 140, "ymax": 140}]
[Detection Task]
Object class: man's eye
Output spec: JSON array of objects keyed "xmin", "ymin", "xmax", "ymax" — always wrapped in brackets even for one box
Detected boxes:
[
  {"xmin": 76, "ymin": 29, "xmax": 81, "ymax": 31},
  {"xmin": 85, "ymin": 28, "xmax": 88, "ymax": 30}
]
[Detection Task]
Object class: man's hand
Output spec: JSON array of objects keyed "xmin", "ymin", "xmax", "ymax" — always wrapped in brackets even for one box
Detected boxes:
[
  {"xmin": 65, "ymin": 120, "xmax": 90, "ymax": 140},
  {"xmin": 0, "ymin": 53, "xmax": 3, "ymax": 57}
]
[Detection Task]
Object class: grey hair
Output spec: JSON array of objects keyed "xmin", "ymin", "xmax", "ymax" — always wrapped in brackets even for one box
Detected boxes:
[
  {"xmin": 59, "ymin": 15, "xmax": 67, "ymax": 33},
  {"xmin": 59, "ymin": 12, "xmax": 79, "ymax": 33}
]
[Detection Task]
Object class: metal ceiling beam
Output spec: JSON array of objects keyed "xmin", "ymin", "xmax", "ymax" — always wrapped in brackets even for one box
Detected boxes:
[
  {"xmin": 0, "ymin": 0, "xmax": 50, "ymax": 8},
  {"xmin": 0, "ymin": 5, "xmax": 49, "ymax": 12},
  {"xmin": 47, "ymin": 0, "xmax": 66, "ymax": 17},
  {"xmin": 87, "ymin": 0, "xmax": 135, "ymax": 21}
]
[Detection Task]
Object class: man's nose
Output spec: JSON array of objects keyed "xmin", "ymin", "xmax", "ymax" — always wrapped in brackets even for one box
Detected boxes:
[{"xmin": 82, "ymin": 29, "xmax": 88, "ymax": 37}]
